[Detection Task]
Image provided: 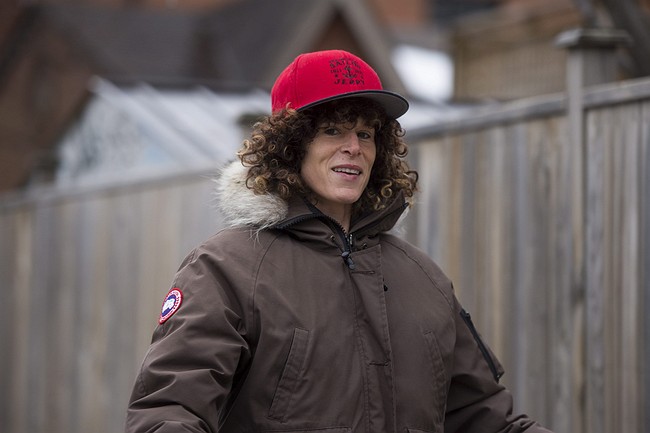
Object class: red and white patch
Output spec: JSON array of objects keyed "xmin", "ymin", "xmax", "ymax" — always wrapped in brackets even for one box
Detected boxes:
[{"xmin": 159, "ymin": 288, "xmax": 183, "ymax": 324}]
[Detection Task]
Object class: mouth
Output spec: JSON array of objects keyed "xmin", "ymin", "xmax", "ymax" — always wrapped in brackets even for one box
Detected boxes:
[{"xmin": 332, "ymin": 166, "xmax": 362, "ymax": 175}]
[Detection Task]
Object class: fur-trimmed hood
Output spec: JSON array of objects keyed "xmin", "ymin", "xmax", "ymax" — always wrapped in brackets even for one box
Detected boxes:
[
  {"xmin": 215, "ymin": 161, "xmax": 289, "ymax": 230},
  {"xmin": 214, "ymin": 160, "xmax": 410, "ymax": 234}
]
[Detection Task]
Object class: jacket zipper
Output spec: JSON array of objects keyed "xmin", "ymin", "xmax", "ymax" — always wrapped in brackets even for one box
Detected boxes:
[
  {"xmin": 340, "ymin": 201, "xmax": 409, "ymax": 270},
  {"xmin": 275, "ymin": 198, "xmax": 409, "ymax": 271},
  {"xmin": 274, "ymin": 210, "xmax": 356, "ymax": 270},
  {"xmin": 327, "ymin": 218, "xmax": 355, "ymax": 270},
  {"xmin": 459, "ymin": 309, "xmax": 503, "ymax": 382}
]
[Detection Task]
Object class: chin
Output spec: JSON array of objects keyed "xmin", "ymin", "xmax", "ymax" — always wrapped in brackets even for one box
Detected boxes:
[{"xmin": 335, "ymin": 193, "xmax": 364, "ymax": 204}]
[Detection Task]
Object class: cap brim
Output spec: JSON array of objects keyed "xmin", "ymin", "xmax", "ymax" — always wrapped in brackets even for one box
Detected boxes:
[{"xmin": 297, "ymin": 90, "xmax": 409, "ymax": 119}]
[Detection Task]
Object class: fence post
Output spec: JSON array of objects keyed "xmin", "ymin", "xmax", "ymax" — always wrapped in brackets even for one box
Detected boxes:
[{"xmin": 555, "ymin": 27, "xmax": 631, "ymax": 433}]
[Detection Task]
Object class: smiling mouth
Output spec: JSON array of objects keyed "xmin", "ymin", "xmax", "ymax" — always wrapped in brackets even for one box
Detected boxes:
[{"xmin": 333, "ymin": 167, "xmax": 361, "ymax": 175}]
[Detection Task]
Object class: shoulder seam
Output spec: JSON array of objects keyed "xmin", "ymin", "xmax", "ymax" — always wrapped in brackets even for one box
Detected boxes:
[{"xmin": 382, "ymin": 235, "xmax": 454, "ymax": 310}]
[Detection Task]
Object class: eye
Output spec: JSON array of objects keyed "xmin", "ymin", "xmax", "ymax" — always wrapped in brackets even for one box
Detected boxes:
[
  {"xmin": 357, "ymin": 130, "xmax": 374, "ymax": 140},
  {"xmin": 323, "ymin": 127, "xmax": 340, "ymax": 136}
]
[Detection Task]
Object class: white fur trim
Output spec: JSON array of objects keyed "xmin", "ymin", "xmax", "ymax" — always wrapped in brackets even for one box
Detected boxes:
[{"xmin": 215, "ymin": 161, "xmax": 289, "ymax": 229}]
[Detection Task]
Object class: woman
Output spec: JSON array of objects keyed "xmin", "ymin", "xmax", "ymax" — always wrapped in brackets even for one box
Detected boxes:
[{"xmin": 126, "ymin": 50, "xmax": 553, "ymax": 433}]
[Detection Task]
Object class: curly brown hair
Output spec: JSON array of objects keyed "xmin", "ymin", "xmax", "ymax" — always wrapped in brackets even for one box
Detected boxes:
[{"xmin": 238, "ymin": 97, "xmax": 418, "ymax": 216}]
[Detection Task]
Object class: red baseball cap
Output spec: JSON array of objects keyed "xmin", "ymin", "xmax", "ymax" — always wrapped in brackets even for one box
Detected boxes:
[{"xmin": 271, "ymin": 50, "xmax": 409, "ymax": 119}]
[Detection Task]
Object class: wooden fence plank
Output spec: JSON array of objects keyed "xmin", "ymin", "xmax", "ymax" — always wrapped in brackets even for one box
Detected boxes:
[
  {"xmin": 76, "ymin": 195, "xmax": 112, "ymax": 432},
  {"xmin": 639, "ymin": 100, "xmax": 648, "ymax": 430},
  {"xmin": 105, "ymin": 189, "xmax": 145, "ymax": 433},
  {"xmin": 460, "ymin": 132, "xmax": 481, "ymax": 316},
  {"xmin": 0, "ymin": 209, "xmax": 16, "ymax": 430},
  {"xmin": 618, "ymin": 103, "xmax": 642, "ymax": 433},
  {"xmin": 2, "ymin": 208, "xmax": 33, "ymax": 433},
  {"xmin": 46, "ymin": 198, "xmax": 78, "ymax": 433},
  {"xmin": 539, "ymin": 115, "xmax": 576, "ymax": 431},
  {"xmin": 585, "ymin": 104, "xmax": 606, "ymax": 433},
  {"xmin": 606, "ymin": 102, "xmax": 643, "ymax": 433}
]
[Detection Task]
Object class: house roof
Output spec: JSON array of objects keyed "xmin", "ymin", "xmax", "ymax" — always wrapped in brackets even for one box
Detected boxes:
[
  {"xmin": 197, "ymin": 0, "xmax": 406, "ymax": 92},
  {"xmin": 41, "ymin": 0, "xmax": 405, "ymax": 92},
  {"xmin": 43, "ymin": 3, "xmax": 200, "ymax": 80},
  {"xmin": 55, "ymin": 78, "xmax": 271, "ymax": 185}
]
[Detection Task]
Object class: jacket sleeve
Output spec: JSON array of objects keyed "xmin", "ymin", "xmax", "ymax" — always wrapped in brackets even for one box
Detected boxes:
[
  {"xmin": 125, "ymin": 247, "xmax": 252, "ymax": 433},
  {"xmin": 444, "ymin": 296, "xmax": 553, "ymax": 433}
]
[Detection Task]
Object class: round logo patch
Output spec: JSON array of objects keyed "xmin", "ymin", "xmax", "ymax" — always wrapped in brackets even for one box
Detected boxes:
[{"xmin": 159, "ymin": 288, "xmax": 183, "ymax": 324}]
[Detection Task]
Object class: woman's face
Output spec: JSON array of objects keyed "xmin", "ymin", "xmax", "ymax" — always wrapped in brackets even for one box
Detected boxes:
[{"xmin": 300, "ymin": 119, "xmax": 376, "ymax": 223}]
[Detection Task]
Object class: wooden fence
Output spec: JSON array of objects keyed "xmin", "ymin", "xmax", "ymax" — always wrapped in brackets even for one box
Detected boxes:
[
  {"xmin": 0, "ymin": 168, "xmax": 223, "ymax": 433},
  {"xmin": 403, "ymin": 76, "xmax": 650, "ymax": 433},
  {"xmin": 1, "ymin": 52, "xmax": 649, "ymax": 433}
]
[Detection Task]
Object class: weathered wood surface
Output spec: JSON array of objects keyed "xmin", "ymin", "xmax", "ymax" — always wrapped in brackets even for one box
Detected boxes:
[
  {"xmin": 407, "ymin": 114, "xmax": 577, "ymax": 430},
  {"xmin": 583, "ymin": 100, "xmax": 649, "ymax": 433},
  {"xmin": 0, "ymin": 168, "xmax": 221, "ymax": 433},
  {"xmin": 406, "ymin": 81, "xmax": 650, "ymax": 433}
]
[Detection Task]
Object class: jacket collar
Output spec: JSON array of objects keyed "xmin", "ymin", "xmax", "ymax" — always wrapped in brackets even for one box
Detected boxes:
[{"xmin": 215, "ymin": 160, "xmax": 408, "ymax": 236}]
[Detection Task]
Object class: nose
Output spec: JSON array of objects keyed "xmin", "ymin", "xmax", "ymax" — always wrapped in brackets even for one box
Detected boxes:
[{"xmin": 341, "ymin": 132, "xmax": 361, "ymax": 155}]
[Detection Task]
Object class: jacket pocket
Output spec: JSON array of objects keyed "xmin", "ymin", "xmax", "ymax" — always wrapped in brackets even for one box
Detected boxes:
[
  {"xmin": 459, "ymin": 309, "xmax": 505, "ymax": 382},
  {"xmin": 268, "ymin": 327, "xmax": 311, "ymax": 422},
  {"xmin": 422, "ymin": 330, "xmax": 450, "ymax": 423}
]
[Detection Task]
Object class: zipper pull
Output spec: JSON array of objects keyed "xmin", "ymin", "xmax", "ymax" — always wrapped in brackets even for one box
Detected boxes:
[{"xmin": 341, "ymin": 251, "xmax": 356, "ymax": 270}]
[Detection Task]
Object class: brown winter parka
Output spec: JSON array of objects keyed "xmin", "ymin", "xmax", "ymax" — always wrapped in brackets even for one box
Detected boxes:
[{"xmin": 126, "ymin": 162, "xmax": 552, "ymax": 433}]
